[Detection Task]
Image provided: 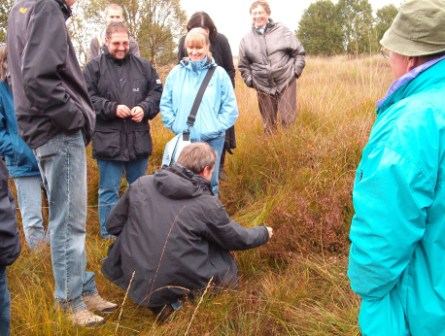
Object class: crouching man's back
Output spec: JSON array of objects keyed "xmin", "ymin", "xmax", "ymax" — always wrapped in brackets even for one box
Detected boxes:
[{"xmin": 102, "ymin": 142, "xmax": 272, "ymax": 317}]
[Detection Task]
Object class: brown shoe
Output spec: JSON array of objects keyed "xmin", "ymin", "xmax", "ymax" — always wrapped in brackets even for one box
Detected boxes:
[
  {"xmin": 69, "ymin": 308, "xmax": 104, "ymax": 327},
  {"xmin": 83, "ymin": 294, "xmax": 117, "ymax": 313}
]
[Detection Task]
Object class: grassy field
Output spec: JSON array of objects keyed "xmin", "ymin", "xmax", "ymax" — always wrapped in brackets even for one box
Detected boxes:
[{"xmin": 8, "ymin": 55, "xmax": 393, "ymax": 335}]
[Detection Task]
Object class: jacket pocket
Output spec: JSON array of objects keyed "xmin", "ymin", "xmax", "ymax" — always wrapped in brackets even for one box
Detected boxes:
[
  {"xmin": 34, "ymin": 135, "xmax": 61, "ymax": 160},
  {"xmin": 133, "ymin": 128, "xmax": 152, "ymax": 158},
  {"xmin": 92, "ymin": 129, "xmax": 120, "ymax": 159},
  {"xmin": 11, "ymin": 136, "xmax": 37, "ymax": 168}
]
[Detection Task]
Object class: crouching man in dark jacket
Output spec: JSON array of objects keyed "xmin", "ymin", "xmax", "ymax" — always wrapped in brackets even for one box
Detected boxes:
[
  {"xmin": 102, "ymin": 142, "xmax": 272, "ymax": 319},
  {"xmin": 0, "ymin": 160, "xmax": 21, "ymax": 335}
]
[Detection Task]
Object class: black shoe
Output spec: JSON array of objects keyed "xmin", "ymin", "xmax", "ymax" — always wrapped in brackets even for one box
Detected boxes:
[
  {"xmin": 153, "ymin": 301, "xmax": 183, "ymax": 323},
  {"xmin": 157, "ymin": 305, "xmax": 174, "ymax": 322}
]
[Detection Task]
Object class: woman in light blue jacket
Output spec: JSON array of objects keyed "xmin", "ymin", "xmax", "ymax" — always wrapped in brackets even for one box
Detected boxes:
[
  {"xmin": 160, "ymin": 28, "xmax": 238, "ymax": 196},
  {"xmin": 348, "ymin": 1, "xmax": 445, "ymax": 335},
  {"xmin": 0, "ymin": 44, "xmax": 46, "ymax": 249}
]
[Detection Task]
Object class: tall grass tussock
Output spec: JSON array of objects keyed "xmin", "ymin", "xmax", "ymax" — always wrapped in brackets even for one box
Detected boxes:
[{"xmin": 7, "ymin": 55, "xmax": 393, "ymax": 335}]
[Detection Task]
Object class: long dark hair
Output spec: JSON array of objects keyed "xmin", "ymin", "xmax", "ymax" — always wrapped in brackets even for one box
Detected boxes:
[{"xmin": 186, "ymin": 12, "xmax": 218, "ymax": 43}]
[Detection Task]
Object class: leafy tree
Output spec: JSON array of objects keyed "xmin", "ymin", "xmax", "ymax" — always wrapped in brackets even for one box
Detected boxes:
[
  {"xmin": 0, "ymin": 0, "xmax": 14, "ymax": 43},
  {"xmin": 67, "ymin": 6, "xmax": 93, "ymax": 66},
  {"xmin": 337, "ymin": 0, "xmax": 376, "ymax": 56},
  {"xmin": 137, "ymin": 0, "xmax": 186, "ymax": 65},
  {"xmin": 296, "ymin": 0, "xmax": 343, "ymax": 56},
  {"xmin": 375, "ymin": 4, "xmax": 398, "ymax": 43},
  {"xmin": 78, "ymin": 0, "xmax": 186, "ymax": 66}
]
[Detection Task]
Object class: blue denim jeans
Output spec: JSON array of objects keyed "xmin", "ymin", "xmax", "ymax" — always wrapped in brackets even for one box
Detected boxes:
[
  {"xmin": 97, "ymin": 158, "xmax": 148, "ymax": 237},
  {"xmin": 13, "ymin": 176, "xmax": 46, "ymax": 249},
  {"xmin": 203, "ymin": 135, "xmax": 225, "ymax": 196},
  {"xmin": 0, "ymin": 266, "xmax": 10, "ymax": 336},
  {"xmin": 33, "ymin": 131, "xmax": 97, "ymax": 311}
]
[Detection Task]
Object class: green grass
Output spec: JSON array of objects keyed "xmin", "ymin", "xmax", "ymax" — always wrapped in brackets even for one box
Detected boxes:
[{"xmin": 8, "ymin": 55, "xmax": 393, "ymax": 335}]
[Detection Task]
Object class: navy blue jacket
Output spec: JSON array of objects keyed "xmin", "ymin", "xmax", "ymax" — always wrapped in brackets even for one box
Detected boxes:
[
  {"xmin": 0, "ymin": 81, "xmax": 40, "ymax": 178},
  {"xmin": 0, "ymin": 159, "xmax": 21, "ymax": 266}
]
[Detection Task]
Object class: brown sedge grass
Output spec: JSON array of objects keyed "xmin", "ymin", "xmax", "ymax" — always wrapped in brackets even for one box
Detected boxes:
[{"xmin": 8, "ymin": 55, "xmax": 392, "ymax": 335}]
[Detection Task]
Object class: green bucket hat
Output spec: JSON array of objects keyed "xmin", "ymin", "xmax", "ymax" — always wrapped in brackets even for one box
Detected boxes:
[{"xmin": 380, "ymin": 0, "xmax": 445, "ymax": 56}]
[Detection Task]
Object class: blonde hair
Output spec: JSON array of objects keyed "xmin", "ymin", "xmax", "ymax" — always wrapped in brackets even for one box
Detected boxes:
[
  {"xmin": 177, "ymin": 143, "xmax": 217, "ymax": 174},
  {"xmin": 184, "ymin": 28, "xmax": 212, "ymax": 59},
  {"xmin": 0, "ymin": 44, "xmax": 7, "ymax": 81}
]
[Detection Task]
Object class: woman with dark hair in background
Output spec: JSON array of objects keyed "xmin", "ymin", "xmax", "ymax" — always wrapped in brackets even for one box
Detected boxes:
[{"xmin": 178, "ymin": 12, "xmax": 236, "ymax": 181}]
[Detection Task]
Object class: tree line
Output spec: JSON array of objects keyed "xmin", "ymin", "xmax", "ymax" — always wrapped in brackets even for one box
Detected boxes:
[
  {"xmin": 296, "ymin": 0, "xmax": 398, "ymax": 56},
  {"xmin": 0, "ymin": 0, "xmax": 398, "ymax": 65}
]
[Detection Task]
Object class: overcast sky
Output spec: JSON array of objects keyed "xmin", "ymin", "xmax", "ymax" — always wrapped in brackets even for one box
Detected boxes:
[{"xmin": 180, "ymin": 0, "xmax": 403, "ymax": 55}]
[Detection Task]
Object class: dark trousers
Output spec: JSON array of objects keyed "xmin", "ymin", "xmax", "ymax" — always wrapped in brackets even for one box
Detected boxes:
[{"xmin": 256, "ymin": 78, "xmax": 297, "ymax": 134}]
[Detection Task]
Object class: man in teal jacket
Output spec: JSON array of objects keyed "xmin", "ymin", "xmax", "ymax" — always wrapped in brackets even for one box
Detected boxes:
[{"xmin": 348, "ymin": 1, "xmax": 445, "ymax": 335}]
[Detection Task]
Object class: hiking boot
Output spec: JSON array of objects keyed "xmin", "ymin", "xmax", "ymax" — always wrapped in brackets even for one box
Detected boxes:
[
  {"xmin": 83, "ymin": 294, "xmax": 117, "ymax": 313},
  {"xmin": 69, "ymin": 308, "xmax": 104, "ymax": 327}
]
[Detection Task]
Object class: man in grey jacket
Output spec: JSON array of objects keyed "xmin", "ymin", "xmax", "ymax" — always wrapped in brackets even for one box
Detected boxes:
[
  {"xmin": 7, "ymin": 0, "xmax": 116, "ymax": 327},
  {"xmin": 87, "ymin": 3, "xmax": 140, "ymax": 62},
  {"xmin": 239, "ymin": 0, "xmax": 305, "ymax": 134},
  {"xmin": 102, "ymin": 143, "xmax": 273, "ymax": 320}
]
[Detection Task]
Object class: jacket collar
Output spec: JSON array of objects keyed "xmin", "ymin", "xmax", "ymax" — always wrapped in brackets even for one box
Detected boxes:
[
  {"xmin": 252, "ymin": 19, "xmax": 275, "ymax": 34},
  {"xmin": 377, "ymin": 56, "xmax": 445, "ymax": 114},
  {"xmin": 180, "ymin": 56, "xmax": 215, "ymax": 72},
  {"xmin": 53, "ymin": 0, "xmax": 72, "ymax": 20},
  {"xmin": 104, "ymin": 48, "xmax": 131, "ymax": 65}
]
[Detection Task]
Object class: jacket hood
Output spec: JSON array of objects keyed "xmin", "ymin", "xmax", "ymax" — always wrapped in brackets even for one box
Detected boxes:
[{"xmin": 154, "ymin": 164, "xmax": 213, "ymax": 199}]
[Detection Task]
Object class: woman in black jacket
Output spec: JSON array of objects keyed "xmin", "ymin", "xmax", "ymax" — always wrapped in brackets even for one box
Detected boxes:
[{"xmin": 178, "ymin": 12, "xmax": 236, "ymax": 181}]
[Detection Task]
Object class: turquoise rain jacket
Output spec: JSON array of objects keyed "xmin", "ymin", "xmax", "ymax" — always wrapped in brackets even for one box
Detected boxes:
[
  {"xmin": 160, "ymin": 57, "xmax": 238, "ymax": 142},
  {"xmin": 0, "ymin": 81, "xmax": 40, "ymax": 178},
  {"xmin": 348, "ymin": 57, "xmax": 445, "ymax": 336}
]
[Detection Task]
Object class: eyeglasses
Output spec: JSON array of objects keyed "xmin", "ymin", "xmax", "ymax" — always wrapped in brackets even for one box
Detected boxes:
[{"xmin": 380, "ymin": 48, "xmax": 390, "ymax": 59}]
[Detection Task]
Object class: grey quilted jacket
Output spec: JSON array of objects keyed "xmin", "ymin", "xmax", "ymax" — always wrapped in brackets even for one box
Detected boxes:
[{"xmin": 238, "ymin": 19, "xmax": 305, "ymax": 95}]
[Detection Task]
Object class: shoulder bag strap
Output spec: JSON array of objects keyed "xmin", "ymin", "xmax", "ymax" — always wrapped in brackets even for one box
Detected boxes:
[{"xmin": 186, "ymin": 66, "xmax": 217, "ymax": 128}]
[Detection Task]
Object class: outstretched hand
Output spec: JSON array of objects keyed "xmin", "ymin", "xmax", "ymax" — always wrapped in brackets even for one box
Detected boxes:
[{"xmin": 266, "ymin": 226, "xmax": 273, "ymax": 239}]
